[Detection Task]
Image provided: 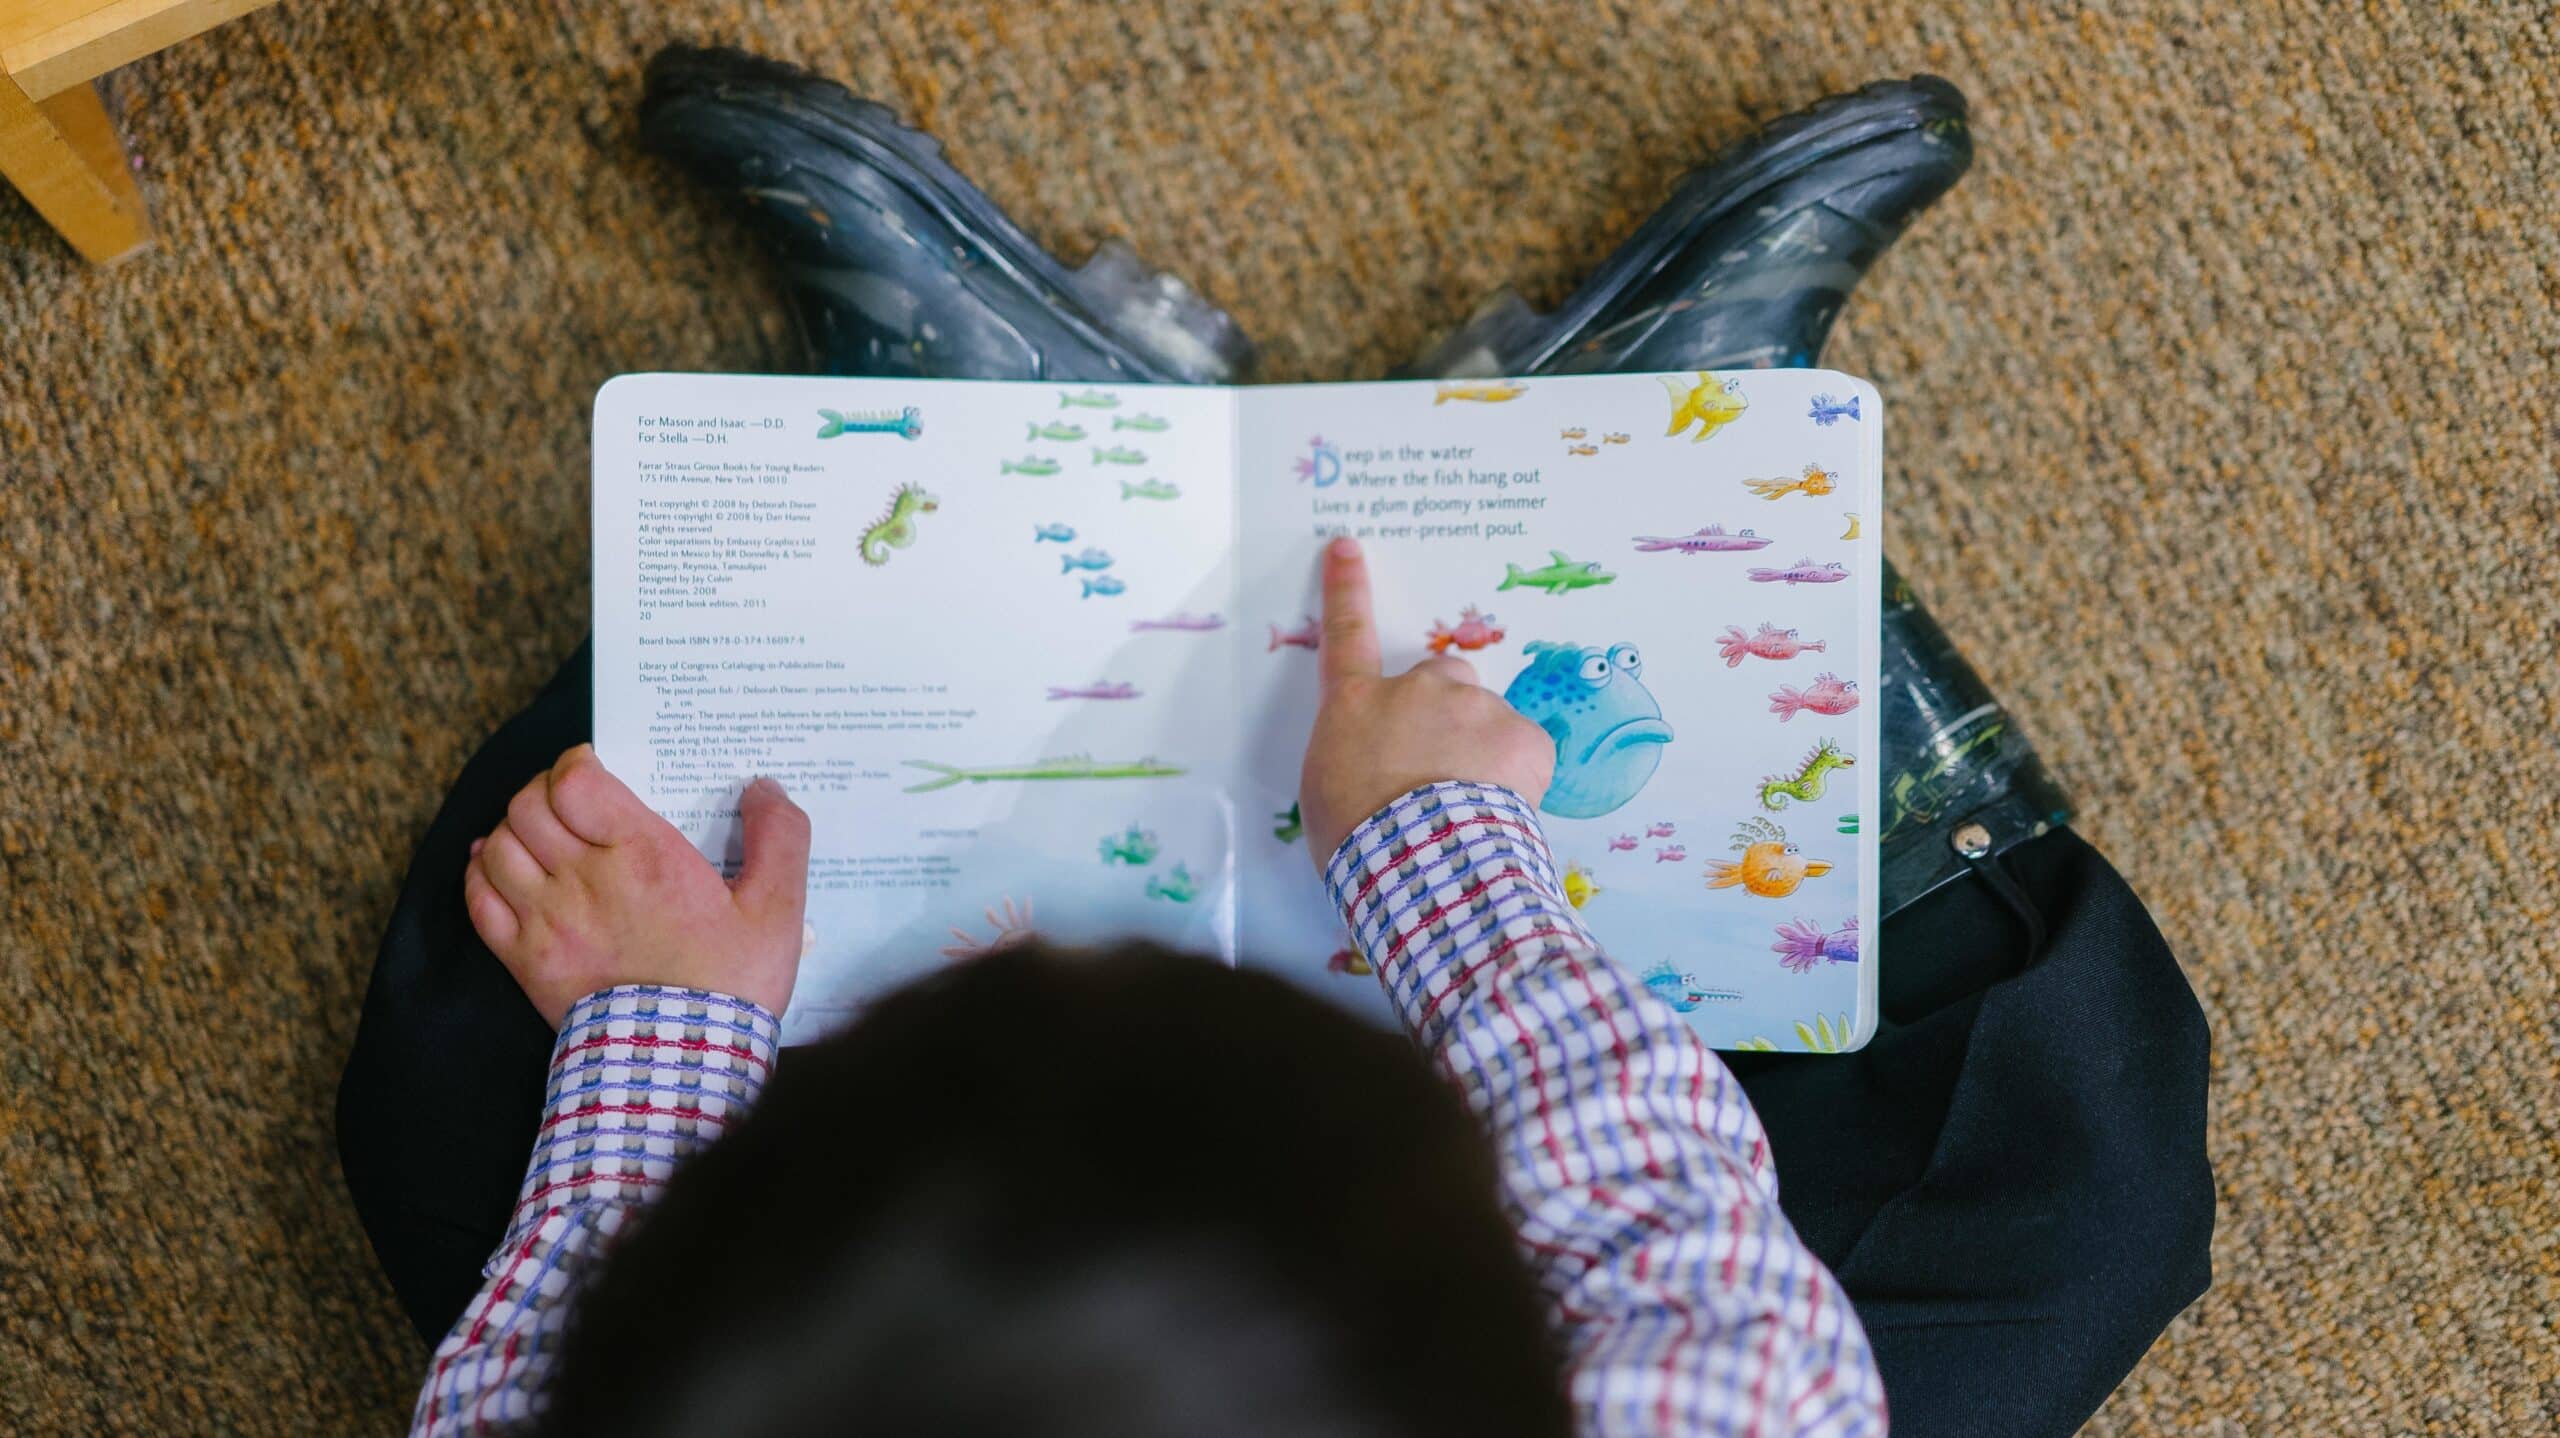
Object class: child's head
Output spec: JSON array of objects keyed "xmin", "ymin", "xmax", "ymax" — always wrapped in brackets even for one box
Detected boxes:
[{"xmin": 542, "ymin": 942, "xmax": 1570, "ymax": 1438}]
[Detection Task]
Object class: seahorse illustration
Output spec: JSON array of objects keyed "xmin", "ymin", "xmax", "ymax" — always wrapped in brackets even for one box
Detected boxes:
[
  {"xmin": 859, "ymin": 483, "xmax": 939, "ymax": 566},
  {"xmin": 1758, "ymin": 738, "xmax": 1855, "ymax": 811}
]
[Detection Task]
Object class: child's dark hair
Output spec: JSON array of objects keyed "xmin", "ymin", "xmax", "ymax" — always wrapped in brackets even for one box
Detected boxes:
[{"xmin": 541, "ymin": 941, "xmax": 1570, "ymax": 1438}]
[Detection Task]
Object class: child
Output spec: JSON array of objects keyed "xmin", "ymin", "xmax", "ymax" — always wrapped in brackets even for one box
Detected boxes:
[{"xmin": 407, "ymin": 538, "xmax": 1882, "ymax": 1436}]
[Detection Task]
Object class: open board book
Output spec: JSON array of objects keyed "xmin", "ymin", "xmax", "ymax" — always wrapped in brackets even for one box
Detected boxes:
[{"xmin": 594, "ymin": 369, "xmax": 1882, "ymax": 1052}]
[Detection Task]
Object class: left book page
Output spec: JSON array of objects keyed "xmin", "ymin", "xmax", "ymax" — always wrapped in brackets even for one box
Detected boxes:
[{"xmin": 593, "ymin": 374, "xmax": 1242, "ymax": 1043}]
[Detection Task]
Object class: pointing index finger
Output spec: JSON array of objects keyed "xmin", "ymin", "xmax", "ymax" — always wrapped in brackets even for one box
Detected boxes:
[{"xmin": 1318, "ymin": 536, "xmax": 1382, "ymax": 691}]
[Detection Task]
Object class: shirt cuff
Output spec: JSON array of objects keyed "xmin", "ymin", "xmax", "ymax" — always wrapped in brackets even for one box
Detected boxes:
[{"xmin": 487, "ymin": 984, "xmax": 780, "ymax": 1273}]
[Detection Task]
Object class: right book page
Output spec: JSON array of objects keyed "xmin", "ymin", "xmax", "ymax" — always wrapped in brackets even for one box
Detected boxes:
[{"xmin": 1230, "ymin": 370, "xmax": 1883, "ymax": 1052}]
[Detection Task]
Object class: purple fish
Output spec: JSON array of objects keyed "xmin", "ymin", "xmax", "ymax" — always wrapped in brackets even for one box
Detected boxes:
[
  {"xmin": 1130, "ymin": 612, "xmax": 1227, "ymax": 633},
  {"xmin": 1607, "ymin": 834, "xmax": 1639, "ymax": 852},
  {"xmin": 1655, "ymin": 844, "xmax": 1688, "ymax": 863},
  {"xmin": 1631, "ymin": 525, "xmax": 1773, "ymax": 554},
  {"xmin": 1772, "ymin": 917, "xmax": 1859, "ymax": 973},
  {"xmin": 1046, "ymin": 681, "xmax": 1140, "ymax": 701},
  {"xmin": 1747, "ymin": 557, "xmax": 1849, "ymax": 585}
]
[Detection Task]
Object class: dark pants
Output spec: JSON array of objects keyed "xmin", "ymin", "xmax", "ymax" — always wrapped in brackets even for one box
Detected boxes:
[{"xmin": 337, "ymin": 643, "xmax": 2211, "ymax": 1438}]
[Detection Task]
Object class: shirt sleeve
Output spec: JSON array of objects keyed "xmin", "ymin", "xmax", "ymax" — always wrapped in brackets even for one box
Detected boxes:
[
  {"xmin": 1325, "ymin": 781, "xmax": 1885, "ymax": 1438},
  {"xmin": 407, "ymin": 985, "xmax": 780, "ymax": 1438}
]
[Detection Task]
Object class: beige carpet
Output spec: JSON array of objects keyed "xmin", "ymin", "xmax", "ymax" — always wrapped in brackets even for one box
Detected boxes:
[{"xmin": 3, "ymin": 0, "xmax": 2554, "ymax": 1430}]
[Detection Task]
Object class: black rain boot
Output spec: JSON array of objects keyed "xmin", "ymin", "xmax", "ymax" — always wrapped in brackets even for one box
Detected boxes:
[
  {"xmin": 640, "ymin": 45, "xmax": 1256, "ymax": 385},
  {"xmin": 1415, "ymin": 75, "xmax": 2067, "ymax": 919}
]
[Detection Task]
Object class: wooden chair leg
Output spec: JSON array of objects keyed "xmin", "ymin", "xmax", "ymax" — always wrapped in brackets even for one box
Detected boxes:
[{"xmin": 0, "ymin": 75, "xmax": 150, "ymax": 263}]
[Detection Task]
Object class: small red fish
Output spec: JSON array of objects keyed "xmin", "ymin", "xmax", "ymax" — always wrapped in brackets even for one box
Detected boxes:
[
  {"xmin": 1655, "ymin": 844, "xmax": 1688, "ymax": 863},
  {"xmin": 1426, "ymin": 605, "xmax": 1505, "ymax": 654},
  {"xmin": 1770, "ymin": 672, "xmax": 1860, "ymax": 721},
  {"xmin": 1716, "ymin": 623, "xmax": 1827, "ymax": 668},
  {"xmin": 1607, "ymin": 834, "xmax": 1639, "ymax": 852},
  {"xmin": 1269, "ymin": 615, "xmax": 1320, "ymax": 651}
]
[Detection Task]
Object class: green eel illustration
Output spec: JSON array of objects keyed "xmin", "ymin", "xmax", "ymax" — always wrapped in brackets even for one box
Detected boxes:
[
  {"xmin": 1758, "ymin": 738, "xmax": 1855, "ymax": 811},
  {"xmin": 858, "ymin": 484, "xmax": 939, "ymax": 567},
  {"xmin": 903, "ymin": 755, "xmax": 1187, "ymax": 793}
]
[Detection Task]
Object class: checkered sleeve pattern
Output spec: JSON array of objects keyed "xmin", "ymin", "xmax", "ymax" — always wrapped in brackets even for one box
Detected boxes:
[
  {"xmin": 407, "ymin": 985, "xmax": 780, "ymax": 1437},
  {"xmin": 1325, "ymin": 782, "xmax": 1885, "ymax": 1438}
]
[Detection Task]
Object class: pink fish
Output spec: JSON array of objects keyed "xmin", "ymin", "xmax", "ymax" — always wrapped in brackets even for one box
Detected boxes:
[
  {"xmin": 1747, "ymin": 557, "xmax": 1849, "ymax": 585},
  {"xmin": 1606, "ymin": 834, "xmax": 1639, "ymax": 852},
  {"xmin": 1646, "ymin": 822, "xmax": 1676, "ymax": 839},
  {"xmin": 1269, "ymin": 615, "xmax": 1321, "ymax": 651},
  {"xmin": 1769, "ymin": 672, "xmax": 1859, "ymax": 721},
  {"xmin": 1426, "ymin": 605, "xmax": 1505, "ymax": 654},
  {"xmin": 1046, "ymin": 680, "xmax": 1141, "ymax": 701},
  {"xmin": 1772, "ymin": 917, "xmax": 1860, "ymax": 973},
  {"xmin": 1131, "ymin": 612, "xmax": 1226, "ymax": 633},
  {"xmin": 1655, "ymin": 844, "xmax": 1688, "ymax": 863},
  {"xmin": 1716, "ymin": 623, "xmax": 1827, "ymax": 668},
  {"xmin": 1631, "ymin": 524, "xmax": 1774, "ymax": 554}
]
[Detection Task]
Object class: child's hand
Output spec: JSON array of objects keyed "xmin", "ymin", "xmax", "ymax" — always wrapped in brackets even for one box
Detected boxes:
[
  {"xmin": 1298, "ymin": 537, "xmax": 1554, "ymax": 871},
  {"xmin": 463, "ymin": 745, "xmax": 811, "ymax": 1028}
]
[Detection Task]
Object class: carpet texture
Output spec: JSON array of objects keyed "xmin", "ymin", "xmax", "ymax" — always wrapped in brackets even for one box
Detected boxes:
[{"xmin": 2, "ymin": 0, "xmax": 2554, "ymax": 1430}]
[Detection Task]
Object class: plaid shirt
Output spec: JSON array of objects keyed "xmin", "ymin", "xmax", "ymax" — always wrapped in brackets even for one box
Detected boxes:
[{"xmin": 412, "ymin": 782, "xmax": 1882, "ymax": 1436}]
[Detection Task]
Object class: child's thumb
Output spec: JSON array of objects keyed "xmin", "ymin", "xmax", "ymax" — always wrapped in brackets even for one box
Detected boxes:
[{"xmin": 732, "ymin": 777, "xmax": 812, "ymax": 923}]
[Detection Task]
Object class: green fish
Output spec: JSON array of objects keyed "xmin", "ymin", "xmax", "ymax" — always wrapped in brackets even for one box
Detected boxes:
[
  {"xmin": 1146, "ymin": 862, "xmax": 1199, "ymax": 903},
  {"xmin": 1001, "ymin": 455, "xmax": 1062, "ymax": 476},
  {"xmin": 1272, "ymin": 802, "xmax": 1303, "ymax": 843},
  {"xmin": 1497, "ymin": 550, "xmax": 1617, "ymax": 595},
  {"xmin": 1028, "ymin": 420, "xmax": 1086, "ymax": 441},
  {"xmin": 1098, "ymin": 824, "xmax": 1160, "ymax": 866},
  {"xmin": 1093, "ymin": 445, "xmax": 1147, "ymax": 466},
  {"xmin": 903, "ymin": 755, "xmax": 1185, "ymax": 794},
  {"xmin": 1060, "ymin": 389, "xmax": 1121, "ymax": 410},
  {"xmin": 1120, "ymin": 478, "xmax": 1180, "ymax": 501},
  {"xmin": 1112, "ymin": 414, "xmax": 1170, "ymax": 432}
]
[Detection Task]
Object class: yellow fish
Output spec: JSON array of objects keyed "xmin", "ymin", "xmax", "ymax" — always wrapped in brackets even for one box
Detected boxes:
[
  {"xmin": 1704, "ymin": 818, "xmax": 1833, "ymax": 899},
  {"xmin": 1842, "ymin": 512, "xmax": 1862, "ymax": 540},
  {"xmin": 1434, "ymin": 380, "xmax": 1528, "ymax": 404},
  {"xmin": 1743, "ymin": 463, "xmax": 1838, "ymax": 501},
  {"xmin": 1563, "ymin": 864, "xmax": 1602, "ymax": 909},
  {"xmin": 1661, "ymin": 371, "xmax": 1748, "ymax": 442}
]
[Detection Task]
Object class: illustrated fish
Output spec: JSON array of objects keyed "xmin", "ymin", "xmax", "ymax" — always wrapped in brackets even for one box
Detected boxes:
[
  {"xmin": 1060, "ymin": 389, "xmax": 1121, "ymax": 409},
  {"xmin": 816, "ymin": 405, "xmax": 924, "ymax": 440},
  {"xmin": 1269, "ymin": 615, "xmax": 1320, "ymax": 651},
  {"xmin": 1645, "ymin": 822, "xmax": 1676, "ymax": 839},
  {"xmin": 1033, "ymin": 522, "xmax": 1077, "ymax": 543},
  {"xmin": 1607, "ymin": 834, "xmax": 1639, "ymax": 852},
  {"xmin": 1120, "ymin": 478, "xmax": 1181, "ymax": 501},
  {"xmin": 1602, "ymin": 431, "xmax": 1631, "ymax": 445},
  {"xmin": 1434, "ymin": 380, "xmax": 1528, "ymax": 404},
  {"xmin": 1743, "ymin": 464, "xmax": 1839, "ymax": 501},
  {"xmin": 1563, "ymin": 864, "xmax": 1602, "ymax": 909},
  {"xmin": 1146, "ymin": 862, "xmax": 1199, "ymax": 903},
  {"xmin": 1098, "ymin": 824, "xmax": 1160, "ymax": 866},
  {"xmin": 1841, "ymin": 512, "xmax": 1862, "ymax": 540},
  {"xmin": 1046, "ymin": 680, "xmax": 1140, "ymax": 701},
  {"xmin": 1002, "ymin": 455, "xmax": 1062, "ymax": 476},
  {"xmin": 1426, "ymin": 605, "xmax": 1505, "ymax": 654},
  {"xmin": 1113, "ymin": 413, "xmax": 1171, "ymax": 432},
  {"xmin": 1632, "ymin": 524, "xmax": 1772, "ymax": 554},
  {"xmin": 1093, "ymin": 445, "xmax": 1147, "ymax": 466},
  {"xmin": 1560, "ymin": 426, "xmax": 1588, "ymax": 440},
  {"xmin": 1060, "ymin": 547, "xmax": 1116, "ymax": 573},
  {"xmin": 1772, "ymin": 917, "xmax": 1860, "ymax": 973},
  {"xmin": 1327, "ymin": 947, "xmax": 1373, "ymax": 977},
  {"xmin": 1498, "ymin": 550, "xmax": 1616, "ymax": 595},
  {"xmin": 1567, "ymin": 443, "xmax": 1599, "ymax": 456},
  {"xmin": 1705, "ymin": 817, "xmax": 1833, "ymax": 899},
  {"xmin": 1639, "ymin": 962, "xmax": 1738, "ymax": 1013},
  {"xmin": 1716, "ymin": 623, "xmax": 1827, "ymax": 667},
  {"xmin": 1808, "ymin": 393, "xmax": 1861, "ymax": 426},
  {"xmin": 1502, "ymin": 640, "xmax": 1671, "ymax": 819},
  {"xmin": 1028, "ymin": 420, "xmax": 1086, "ymax": 441},
  {"xmin": 1759, "ymin": 738, "xmax": 1854, "ymax": 811},
  {"xmin": 1770, "ymin": 673, "xmax": 1860, "ymax": 721},
  {"xmin": 1130, "ymin": 612, "xmax": 1226, "ymax": 633},
  {"xmin": 1079, "ymin": 575, "xmax": 1127, "ymax": 599},
  {"xmin": 1657, "ymin": 845, "xmax": 1687, "ymax": 862},
  {"xmin": 903, "ymin": 755, "xmax": 1185, "ymax": 793},
  {"xmin": 1747, "ymin": 557, "xmax": 1850, "ymax": 586},
  {"xmin": 1661, "ymin": 372, "xmax": 1748, "ymax": 442},
  {"xmin": 1273, "ymin": 802, "xmax": 1304, "ymax": 842}
]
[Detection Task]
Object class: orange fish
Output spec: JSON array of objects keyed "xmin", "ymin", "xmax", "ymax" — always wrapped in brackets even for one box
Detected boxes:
[
  {"xmin": 1704, "ymin": 817, "xmax": 1833, "ymax": 898},
  {"xmin": 1560, "ymin": 426, "xmax": 1588, "ymax": 440},
  {"xmin": 1743, "ymin": 463, "xmax": 1838, "ymax": 501},
  {"xmin": 1567, "ymin": 443, "xmax": 1599, "ymax": 456}
]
